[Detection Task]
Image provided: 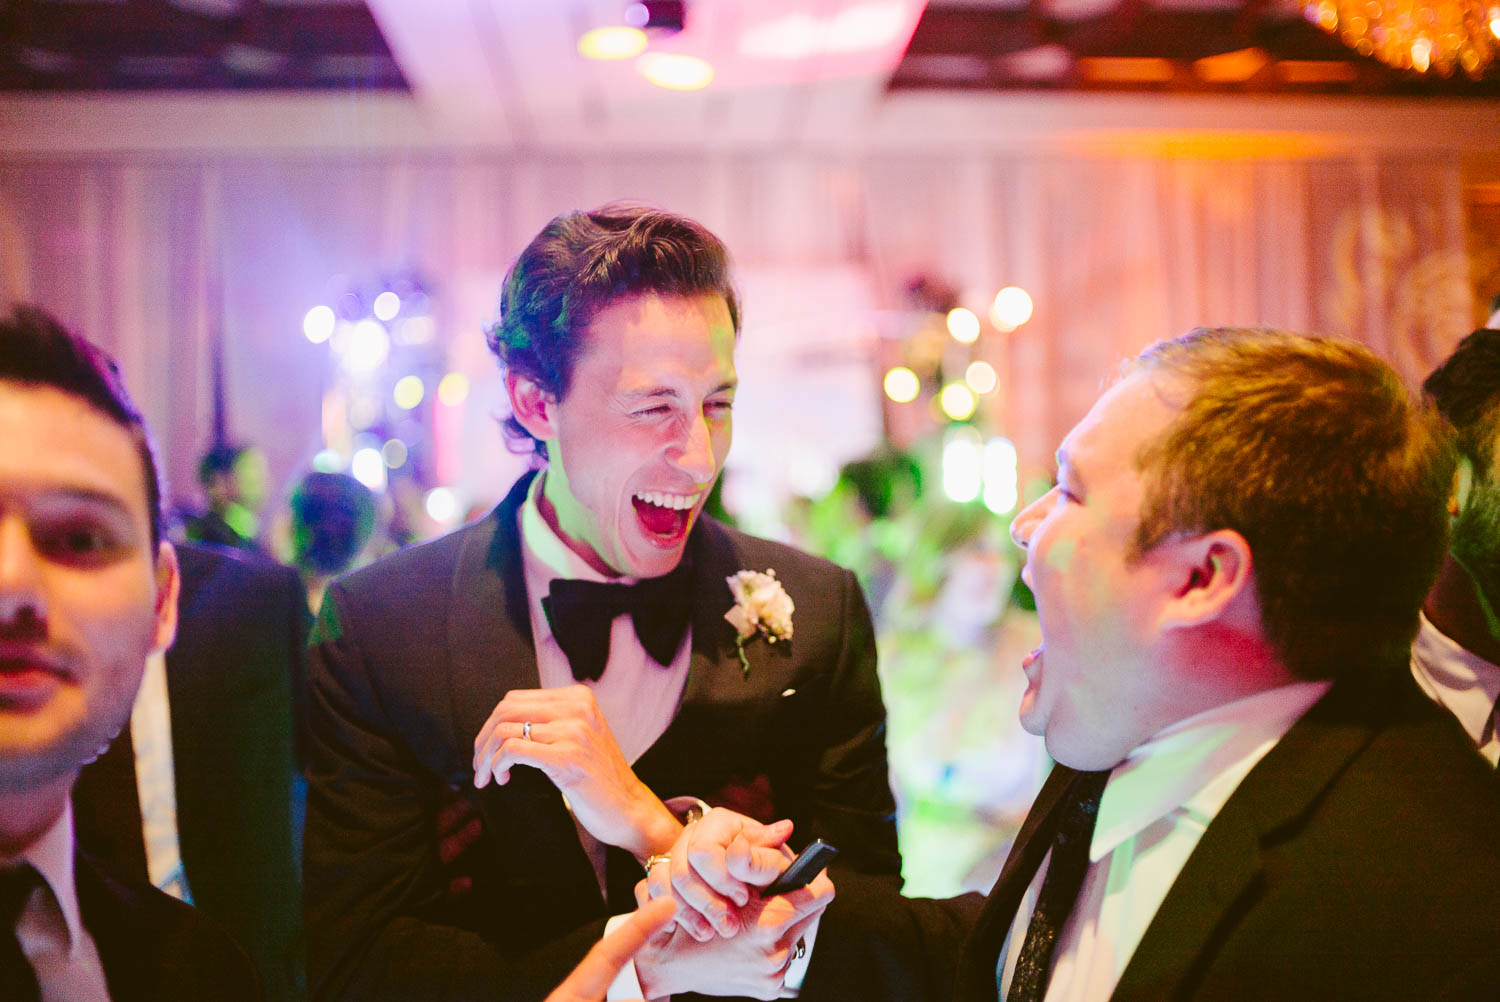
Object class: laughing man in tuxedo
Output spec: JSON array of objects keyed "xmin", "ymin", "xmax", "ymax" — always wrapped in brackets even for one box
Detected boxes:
[
  {"xmin": 303, "ymin": 204, "xmax": 901, "ymax": 1001},
  {"xmin": 652, "ymin": 328, "xmax": 1500, "ymax": 1001}
]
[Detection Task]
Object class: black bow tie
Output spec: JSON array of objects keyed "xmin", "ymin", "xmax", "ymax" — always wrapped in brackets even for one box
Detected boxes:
[{"xmin": 542, "ymin": 563, "xmax": 693, "ymax": 682}]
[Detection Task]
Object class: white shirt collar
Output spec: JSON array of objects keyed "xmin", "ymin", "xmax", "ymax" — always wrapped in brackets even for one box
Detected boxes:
[
  {"xmin": 1091, "ymin": 679, "xmax": 1333, "ymax": 863},
  {"xmin": 1411, "ymin": 611, "xmax": 1500, "ymax": 752},
  {"xmin": 519, "ymin": 471, "xmax": 646, "ymax": 584},
  {"xmin": 520, "ymin": 472, "xmax": 648, "ymax": 645},
  {"xmin": 0, "ymin": 799, "xmax": 87, "ymax": 959}
]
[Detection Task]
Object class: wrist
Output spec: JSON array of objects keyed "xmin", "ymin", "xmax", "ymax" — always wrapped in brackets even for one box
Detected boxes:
[
  {"xmin": 634, "ymin": 951, "xmax": 677, "ymax": 999},
  {"xmin": 628, "ymin": 796, "xmax": 684, "ymax": 863}
]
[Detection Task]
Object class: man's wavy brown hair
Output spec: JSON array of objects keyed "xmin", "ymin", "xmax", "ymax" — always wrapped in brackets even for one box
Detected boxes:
[{"xmin": 485, "ymin": 203, "xmax": 740, "ymax": 458}]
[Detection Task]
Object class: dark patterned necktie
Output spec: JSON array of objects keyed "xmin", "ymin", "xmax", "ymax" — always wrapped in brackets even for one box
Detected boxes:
[
  {"xmin": 1005, "ymin": 769, "xmax": 1111, "ymax": 1002},
  {"xmin": 1, "ymin": 863, "xmax": 43, "ymax": 1002},
  {"xmin": 541, "ymin": 561, "xmax": 692, "ymax": 682}
]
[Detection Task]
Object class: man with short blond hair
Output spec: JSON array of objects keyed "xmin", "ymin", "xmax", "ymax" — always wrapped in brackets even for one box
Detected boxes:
[{"xmin": 652, "ymin": 327, "xmax": 1500, "ymax": 1002}]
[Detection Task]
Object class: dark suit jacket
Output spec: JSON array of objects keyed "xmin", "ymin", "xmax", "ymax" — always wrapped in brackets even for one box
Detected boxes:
[
  {"xmin": 804, "ymin": 665, "xmax": 1500, "ymax": 1002},
  {"xmin": 76, "ymin": 849, "xmax": 263, "ymax": 1001},
  {"xmin": 73, "ymin": 543, "xmax": 309, "ymax": 1001},
  {"xmin": 304, "ymin": 471, "xmax": 901, "ymax": 1002}
]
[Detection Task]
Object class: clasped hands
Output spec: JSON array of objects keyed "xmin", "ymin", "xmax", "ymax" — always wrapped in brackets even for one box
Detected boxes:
[
  {"xmin": 630, "ymin": 808, "xmax": 835, "ymax": 1000},
  {"xmin": 472, "ymin": 687, "xmax": 833, "ymax": 999}
]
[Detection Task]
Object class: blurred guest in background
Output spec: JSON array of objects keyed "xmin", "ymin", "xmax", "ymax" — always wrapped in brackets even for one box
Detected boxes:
[
  {"xmin": 183, "ymin": 444, "xmax": 270, "ymax": 555},
  {"xmin": 303, "ymin": 204, "xmax": 900, "ymax": 1001},
  {"xmin": 648, "ymin": 328, "xmax": 1500, "ymax": 1002},
  {"xmin": 1418, "ymin": 326, "xmax": 1500, "ymax": 766},
  {"xmin": 288, "ymin": 472, "xmax": 377, "ymax": 616},
  {"xmin": 1, "ymin": 306, "xmax": 259, "ymax": 1000}
]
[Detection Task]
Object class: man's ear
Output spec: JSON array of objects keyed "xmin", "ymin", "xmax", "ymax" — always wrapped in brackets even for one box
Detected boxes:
[
  {"xmin": 1158, "ymin": 529, "xmax": 1253, "ymax": 631},
  {"xmin": 506, "ymin": 372, "xmax": 558, "ymax": 443},
  {"xmin": 152, "ymin": 540, "xmax": 181, "ymax": 654}
]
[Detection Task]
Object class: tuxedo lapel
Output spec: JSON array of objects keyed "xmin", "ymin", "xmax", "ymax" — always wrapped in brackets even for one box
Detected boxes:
[
  {"xmin": 1111, "ymin": 672, "xmax": 1392, "ymax": 1002},
  {"xmin": 952, "ymin": 764, "xmax": 1081, "ymax": 1002},
  {"xmin": 76, "ymin": 851, "xmax": 157, "ymax": 1000},
  {"xmin": 445, "ymin": 472, "xmax": 538, "ymax": 763},
  {"xmin": 445, "ymin": 471, "xmax": 604, "ymax": 916}
]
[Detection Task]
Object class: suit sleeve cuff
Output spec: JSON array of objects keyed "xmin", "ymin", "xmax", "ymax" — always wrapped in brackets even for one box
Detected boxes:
[
  {"xmin": 604, "ymin": 912, "xmax": 660, "ymax": 1002},
  {"xmin": 781, "ymin": 911, "xmax": 822, "ymax": 997}
]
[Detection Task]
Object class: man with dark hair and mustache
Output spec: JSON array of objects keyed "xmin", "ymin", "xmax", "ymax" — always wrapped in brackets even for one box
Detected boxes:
[
  {"xmin": 1418, "ymin": 325, "xmax": 1500, "ymax": 767},
  {"xmin": 0, "ymin": 305, "xmax": 259, "ymax": 1000}
]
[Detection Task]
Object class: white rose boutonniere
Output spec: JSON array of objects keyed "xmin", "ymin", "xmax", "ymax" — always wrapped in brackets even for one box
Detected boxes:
[{"xmin": 723, "ymin": 568, "xmax": 794, "ymax": 678}]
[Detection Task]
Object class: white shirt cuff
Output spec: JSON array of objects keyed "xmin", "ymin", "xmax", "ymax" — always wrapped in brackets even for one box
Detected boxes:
[
  {"xmin": 603, "ymin": 913, "xmax": 654, "ymax": 1002},
  {"xmin": 781, "ymin": 911, "xmax": 822, "ymax": 997}
]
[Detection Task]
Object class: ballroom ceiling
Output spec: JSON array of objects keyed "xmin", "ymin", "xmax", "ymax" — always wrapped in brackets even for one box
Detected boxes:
[
  {"xmin": 2, "ymin": 1, "xmax": 1497, "ymax": 155},
  {"xmin": 4, "ymin": 0, "xmax": 1496, "ymax": 99},
  {"xmin": 0, "ymin": 0, "xmax": 406, "ymax": 92},
  {"xmin": 895, "ymin": 1, "xmax": 1500, "ymax": 96}
]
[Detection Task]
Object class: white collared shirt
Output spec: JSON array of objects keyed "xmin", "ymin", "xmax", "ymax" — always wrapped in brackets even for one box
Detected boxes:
[
  {"xmin": 129, "ymin": 650, "xmax": 192, "ymax": 902},
  {"xmin": 519, "ymin": 472, "xmax": 693, "ymax": 779},
  {"xmin": 518, "ymin": 473, "xmax": 816, "ymax": 1000},
  {"xmin": 1, "ymin": 802, "xmax": 112, "ymax": 1001},
  {"xmin": 1410, "ymin": 611, "xmax": 1500, "ymax": 766},
  {"xmin": 999, "ymin": 680, "xmax": 1333, "ymax": 1002}
]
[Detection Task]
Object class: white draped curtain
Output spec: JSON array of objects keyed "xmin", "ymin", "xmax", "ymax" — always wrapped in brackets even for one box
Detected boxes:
[{"xmin": 0, "ymin": 150, "xmax": 1473, "ymax": 513}]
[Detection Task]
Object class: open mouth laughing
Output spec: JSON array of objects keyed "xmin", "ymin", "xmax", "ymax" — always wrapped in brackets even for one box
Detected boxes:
[{"xmin": 631, "ymin": 490, "xmax": 703, "ymax": 545}]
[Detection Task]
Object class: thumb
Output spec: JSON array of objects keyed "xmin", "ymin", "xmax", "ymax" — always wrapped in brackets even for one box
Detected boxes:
[
  {"xmin": 726, "ymin": 839, "xmax": 798, "ymax": 886},
  {"xmin": 544, "ymin": 898, "xmax": 676, "ymax": 1002}
]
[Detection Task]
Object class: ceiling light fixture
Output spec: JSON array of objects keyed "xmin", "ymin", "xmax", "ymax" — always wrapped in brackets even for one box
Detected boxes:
[
  {"xmin": 578, "ymin": 26, "xmax": 648, "ymax": 61},
  {"xmin": 637, "ymin": 52, "xmax": 714, "ymax": 90}
]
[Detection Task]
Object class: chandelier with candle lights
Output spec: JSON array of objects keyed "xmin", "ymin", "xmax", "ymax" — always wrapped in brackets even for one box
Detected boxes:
[{"xmin": 1305, "ymin": 1, "xmax": 1500, "ymax": 77}]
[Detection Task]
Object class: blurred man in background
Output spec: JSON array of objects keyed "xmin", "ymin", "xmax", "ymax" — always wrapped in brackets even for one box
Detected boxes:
[{"xmin": 1418, "ymin": 326, "xmax": 1500, "ymax": 767}]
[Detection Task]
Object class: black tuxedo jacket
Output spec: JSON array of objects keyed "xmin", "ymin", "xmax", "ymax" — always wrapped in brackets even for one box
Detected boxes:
[
  {"xmin": 73, "ymin": 543, "xmax": 309, "ymax": 1001},
  {"xmin": 75, "ymin": 849, "xmax": 262, "ymax": 1000},
  {"xmin": 305, "ymin": 472, "xmax": 901, "ymax": 1001},
  {"xmin": 804, "ymin": 665, "xmax": 1500, "ymax": 1002}
]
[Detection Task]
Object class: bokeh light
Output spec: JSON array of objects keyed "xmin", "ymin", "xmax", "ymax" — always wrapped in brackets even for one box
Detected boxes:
[
  {"xmin": 351, "ymin": 447, "xmax": 387, "ymax": 491},
  {"xmin": 425, "ymin": 486, "xmax": 458, "ymax": 523},
  {"xmin": 381, "ymin": 438, "xmax": 408, "ymax": 469},
  {"xmin": 983, "ymin": 437, "xmax": 1020, "ymax": 515},
  {"xmin": 939, "ymin": 382, "xmax": 977, "ymax": 421},
  {"xmin": 942, "ymin": 428, "xmax": 983, "ymax": 503},
  {"xmin": 393, "ymin": 375, "xmax": 425, "ymax": 410},
  {"xmin": 311, "ymin": 448, "xmax": 342, "ymax": 473},
  {"xmin": 989, "ymin": 286, "xmax": 1034, "ymax": 331},
  {"xmin": 303, "ymin": 305, "xmax": 336, "ymax": 344},
  {"xmin": 637, "ymin": 52, "xmax": 714, "ymax": 90},
  {"xmin": 437, "ymin": 372, "xmax": 469, "ymax": 407},
  {"xmin": 883, "ymin": 366, "xmax": 920, "ymax": 403},
  {"xmin": 578, "ymin": 25, "xmax": 648, "ymax": 60},
  {"xmin": 345, "ymin": 319, "xmax": 390, "ymax": 373},
  {"xmin": 965, "ymin": 360, "xmax": 998, "ymax": 396},
  {"xmin": 946, "ymin": 307, "xmax": 980, "ymax": 344},
  {"xmin": 372, "ymin": 290, "xmax": 401, "ymax": 322}
]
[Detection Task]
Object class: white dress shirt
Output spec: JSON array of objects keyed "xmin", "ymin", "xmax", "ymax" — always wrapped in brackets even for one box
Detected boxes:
[
  {"xmin": 998, "ymin": 680, "xmax": 1333, "ymax": 1002},
  {"xmin": 519, "ymin": 474, "xmax": 815, "ymax": 1000},
  {"xmin": 129, "ymin": 650, "xmax": 192, "ymax": 902},
  {"xmin": 1, "ymin": 803, "xmax": 112, "ymax": 1002},
  {"xmin": 1410, "ymin": 611, "xmax": 1500, "ymax": 766}
]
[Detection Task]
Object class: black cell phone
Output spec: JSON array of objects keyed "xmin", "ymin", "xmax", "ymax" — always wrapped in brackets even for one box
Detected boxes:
[{"xmin": 760, "ymin": 839, "xmax": 839, "ymax": 897}]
